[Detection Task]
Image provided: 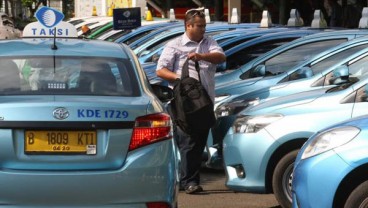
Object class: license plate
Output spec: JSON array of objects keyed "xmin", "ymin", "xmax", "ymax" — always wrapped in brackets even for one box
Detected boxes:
[{"xmin": 25, "ymin": 130, "xmax": 97, "ymax": 155}]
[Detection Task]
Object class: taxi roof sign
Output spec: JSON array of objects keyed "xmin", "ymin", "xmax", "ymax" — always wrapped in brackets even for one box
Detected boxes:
[{"xmin": 23, "ymin": 7, "xmax": 78, "ymax": 38}]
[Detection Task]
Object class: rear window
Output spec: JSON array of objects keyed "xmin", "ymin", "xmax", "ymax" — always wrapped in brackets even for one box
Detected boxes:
[{"xmin": 0, "ymin": 57, "xmax": 140, "ymax": 96}]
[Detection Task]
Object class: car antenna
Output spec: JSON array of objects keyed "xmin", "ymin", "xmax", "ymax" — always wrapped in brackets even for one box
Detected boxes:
[{"xmin": 51, "ymin": 27, "xmax": 58, "ymax": 50}]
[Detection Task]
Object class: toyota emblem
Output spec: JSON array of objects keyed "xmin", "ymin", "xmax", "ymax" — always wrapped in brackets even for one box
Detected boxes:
[{"xmin": 53, "ymin": 107, "xmax": 69, "ymax": 120}]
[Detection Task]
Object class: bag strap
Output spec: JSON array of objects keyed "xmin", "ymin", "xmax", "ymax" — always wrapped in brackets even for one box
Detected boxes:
[
  {"xmin": 195, "ymin": 61, "xmax": 201, "ymax": 82},
  {"xmin": 181, "ymin": 58, "xmax": 201, "ymax": 82},
  {"xmin": 181, "ymin": 58, "xmax": 190, "ymax": 79}
]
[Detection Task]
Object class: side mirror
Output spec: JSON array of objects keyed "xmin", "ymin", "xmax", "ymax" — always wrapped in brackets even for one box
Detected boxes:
[
  {"xmin": 329, "ymin": 65, "xmax": 349, "ymax": 85},
  {"xmin": 151, "ymin": 84, "xmax": 174, "ymax": 103},
  {"xmin": 251, "ymin": 64, "xmax": 266, "ymax": 77},
  {"xmin": 216, "ymin": 62, "xmax": 227, "ymax": 72},
  {"xmin": 296, "ymin": 66, "xmax": 313, "ymax": 78}
]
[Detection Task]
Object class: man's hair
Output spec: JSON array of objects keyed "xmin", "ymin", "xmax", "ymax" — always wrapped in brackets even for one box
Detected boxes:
[{"xmin": 185, "ymin": 8, "xmax": 205, "ymax": 25}]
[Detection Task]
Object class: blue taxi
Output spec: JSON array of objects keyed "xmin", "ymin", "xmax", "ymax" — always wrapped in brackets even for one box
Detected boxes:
[
  {"xmin": 292, "ymin": 115, "xmax": 368, "ymax": 208},
  {"xmin": 210, "ymin": 36, "xmax": 368, "ymax": 166},
  {"xmin": 1, "ymin": 7, "xmax": 179, "ymax": 207},
  {"xmin": 223, "ymin": 66, "xmax": 368, "ymax": 208}
]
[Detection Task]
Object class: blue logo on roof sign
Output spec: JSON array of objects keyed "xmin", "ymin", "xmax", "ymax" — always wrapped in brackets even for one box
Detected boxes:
[
  {"xmin": 35, "ymin": 7, "xmax": 64, "ymax": 28},
  {"xmin": 22, "ymin": 7, "xmax": 77, "ymax": 38}
]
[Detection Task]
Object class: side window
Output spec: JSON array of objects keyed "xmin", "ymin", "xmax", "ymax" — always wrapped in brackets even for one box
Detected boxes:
[
  {"xmin": 287, "ymin": 44, "xmax": 368, "ymax": 83},
  {"xmin": 355, "ymin": 85, "xmax": 368, "ymax": 103},
  {"xmin": 124, "ymin": 31, "xmax": 152, "ymax": 45},
  {"xmin": 310, "ymin": 44, "xmax": 368, "ymax": 75},
  {"xmin": 323, "ymin": 71, "xmax": 335, "ymax": 86},
  {"xmin": 222, "ymin": 37, "xmax": 256, "ymax": 51},
  {"xmin": 348, "ymin": 53, "xmax": 368, "ymax": 76},
  {"xmin": 322, "ymin": 52, "xmax": 368, "ymax": 86},
  {"xmin": 137, "ymin": 33, "xmax": 183, "ymax": 57},
  {"xmin": 265, "ymin": 39, "xmax": 346, "ymax": 75},
  {"xmin": 106, "ymin": 30, "xmax": 130, "ymax": 42},
  {"xmin": 227, "ymin": 38, "xmax": 296, "ymax": 71}
]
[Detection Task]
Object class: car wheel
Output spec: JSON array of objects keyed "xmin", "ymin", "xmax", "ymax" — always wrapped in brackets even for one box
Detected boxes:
[
  {"xmin": 272, "ymin": 149, "xmax": 298, "ymax": 208},
  {"xmin": 344, "ymin": 180, "xmax": 368, "ymax": 208}
]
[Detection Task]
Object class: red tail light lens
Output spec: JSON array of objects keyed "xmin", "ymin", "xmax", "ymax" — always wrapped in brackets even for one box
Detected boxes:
[
  {"xmin": 146, "ymin": 202, "xmax": 170, "ymax": 208},
  {"xmin": 129, "ymin": 113, "xmax": 172, "ymax": 151}
]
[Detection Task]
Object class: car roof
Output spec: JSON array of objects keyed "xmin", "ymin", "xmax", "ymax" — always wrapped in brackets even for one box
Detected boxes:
[
  {"xmin": 224, "ymin": 29, "xmax": 319, "ymax": 55},
  {"xmin": 104, "ymin": 21, "xmax": 183, "ymax": 42},
  {"xmin": 0, "ymin": 38, "xmax": 129, "ymax": 58},
  {"xmin": 250, "ymin": 30, "xmax": 368, "ymax": 64},
  {"xmin": 126, "ymin": 22, "xmax": 259, "ymax": 48}
]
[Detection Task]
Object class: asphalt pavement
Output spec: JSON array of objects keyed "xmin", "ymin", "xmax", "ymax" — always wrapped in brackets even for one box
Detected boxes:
[{"xmin": 178, "ymin": 168, "xmax": 281, "ymax": 208}]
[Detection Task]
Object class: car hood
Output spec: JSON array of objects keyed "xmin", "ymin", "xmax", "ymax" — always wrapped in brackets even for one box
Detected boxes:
[
  {"xmin": 242, "ymin": 87, "xmax": 331, "ymax": 114},
  {"xmin": 215, "ymin": 77, "xmax": 261, "ymax": 94}
]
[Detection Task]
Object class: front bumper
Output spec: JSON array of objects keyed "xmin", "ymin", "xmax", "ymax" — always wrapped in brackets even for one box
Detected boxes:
[{"xmin": 223, "ymin": 129, "xmax": 278, "ymax": 193}]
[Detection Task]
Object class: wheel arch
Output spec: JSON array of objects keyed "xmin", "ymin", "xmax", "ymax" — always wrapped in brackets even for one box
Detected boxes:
[
  {"xmin": 265, "ymin": 138, "xmax": 307, "ymax": 193},
  {"xmin": 333, "ymin": 164, "xmax": 368, "ymax": 208}
]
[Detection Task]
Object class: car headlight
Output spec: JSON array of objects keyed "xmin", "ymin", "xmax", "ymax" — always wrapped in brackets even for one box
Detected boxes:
[
  {"xmin": 215, "ymin": 98, "xmax": 260, "ymax": 118},
  {"xmin": 232, "ymin": 114, "xmax": 283, "ymax": 134},
  {"xmin": 301, "ymin": 126, "xmax": 360, "ymax": 160}
]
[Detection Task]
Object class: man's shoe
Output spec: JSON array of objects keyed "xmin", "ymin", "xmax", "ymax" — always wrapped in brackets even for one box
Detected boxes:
[{"xmin": 185, "ymin": 185, "xmax": 203, "ymax": 194}]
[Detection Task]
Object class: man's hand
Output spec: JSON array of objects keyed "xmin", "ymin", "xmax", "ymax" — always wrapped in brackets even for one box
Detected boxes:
[
  {"xmin": 188, "ymin": 52, "xmax": 226, "ymax": 64},
  {"xmin": 188, "ymin": 53, "xmax": 202, "ymax": 62},
  {"xmin": 172, "ymin": 78, "xmax": 181, "ymax": 89}
]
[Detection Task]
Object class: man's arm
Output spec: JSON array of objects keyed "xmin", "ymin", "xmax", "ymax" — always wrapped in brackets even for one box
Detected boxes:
[
  {"xmin": 188, "ymin": 52, "xmax": 226, "ymax": 64},
  {"xmin": 156, "ymin": 43, "xmax": 179, "ymax": 82},
  {"xmin": 156, "ymin": 67, "xmax": 180, "ymax": 82}
]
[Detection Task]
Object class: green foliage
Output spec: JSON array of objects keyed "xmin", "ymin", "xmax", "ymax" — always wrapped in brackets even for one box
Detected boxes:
[{"xmin": 21, "ymin": 0, "xmax": 35, "ymax": 7}]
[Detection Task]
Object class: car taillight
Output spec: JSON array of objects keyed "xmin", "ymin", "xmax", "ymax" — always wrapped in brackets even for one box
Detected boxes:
[
  {"xmin": 129, "ymin": 113, "xmax": 172, "ymax": 151},
  {"xmin": 146, "ymin": 202, "xmax": 171, "ymax": 208}
]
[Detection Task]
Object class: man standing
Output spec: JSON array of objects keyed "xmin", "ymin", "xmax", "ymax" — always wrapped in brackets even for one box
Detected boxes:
[{"xmin": 156, "ymin": 8, "xmax": 226, "ymax": 194}]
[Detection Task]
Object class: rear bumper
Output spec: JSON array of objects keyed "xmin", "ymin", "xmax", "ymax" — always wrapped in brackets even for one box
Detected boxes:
[{"xmin": 0, "ymin": 141, "xmax": 179, "ymax": 207}]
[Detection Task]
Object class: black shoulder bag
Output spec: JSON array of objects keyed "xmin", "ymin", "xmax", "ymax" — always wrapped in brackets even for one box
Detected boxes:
[{"xmin": 170, "ymin": 58, "xmax": 216, "ymax": 134}]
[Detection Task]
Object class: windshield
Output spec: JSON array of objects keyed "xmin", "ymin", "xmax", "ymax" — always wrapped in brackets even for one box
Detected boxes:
[{"xmin": 0, "ymin": 57, "xmax": 139, "ymax": 96}]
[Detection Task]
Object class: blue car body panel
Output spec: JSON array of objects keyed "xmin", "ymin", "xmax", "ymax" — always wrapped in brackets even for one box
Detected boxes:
[{"xmin": 292, "ymin": 115, "xmax": 368, "ymax": 208}]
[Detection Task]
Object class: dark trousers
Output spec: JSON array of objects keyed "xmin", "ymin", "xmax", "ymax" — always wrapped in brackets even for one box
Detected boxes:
[{"xmin": 174, "ymin": 124, "xmax": 209, "ymax": 188}]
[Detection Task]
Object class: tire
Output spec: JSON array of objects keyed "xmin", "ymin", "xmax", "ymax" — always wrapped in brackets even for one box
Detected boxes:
[
  {"xmin": 344, "ymin": 180, "xmax": 368, "ymax": 208},
  {"xmin": 272, "ymin": 149, "xmax": 299, "ymax": 208}
]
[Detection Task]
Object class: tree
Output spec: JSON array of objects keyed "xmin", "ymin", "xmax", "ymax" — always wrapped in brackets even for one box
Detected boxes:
[{"xmin": 21, "ymin": 0, "xmax": 45, "ymax": 18}]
